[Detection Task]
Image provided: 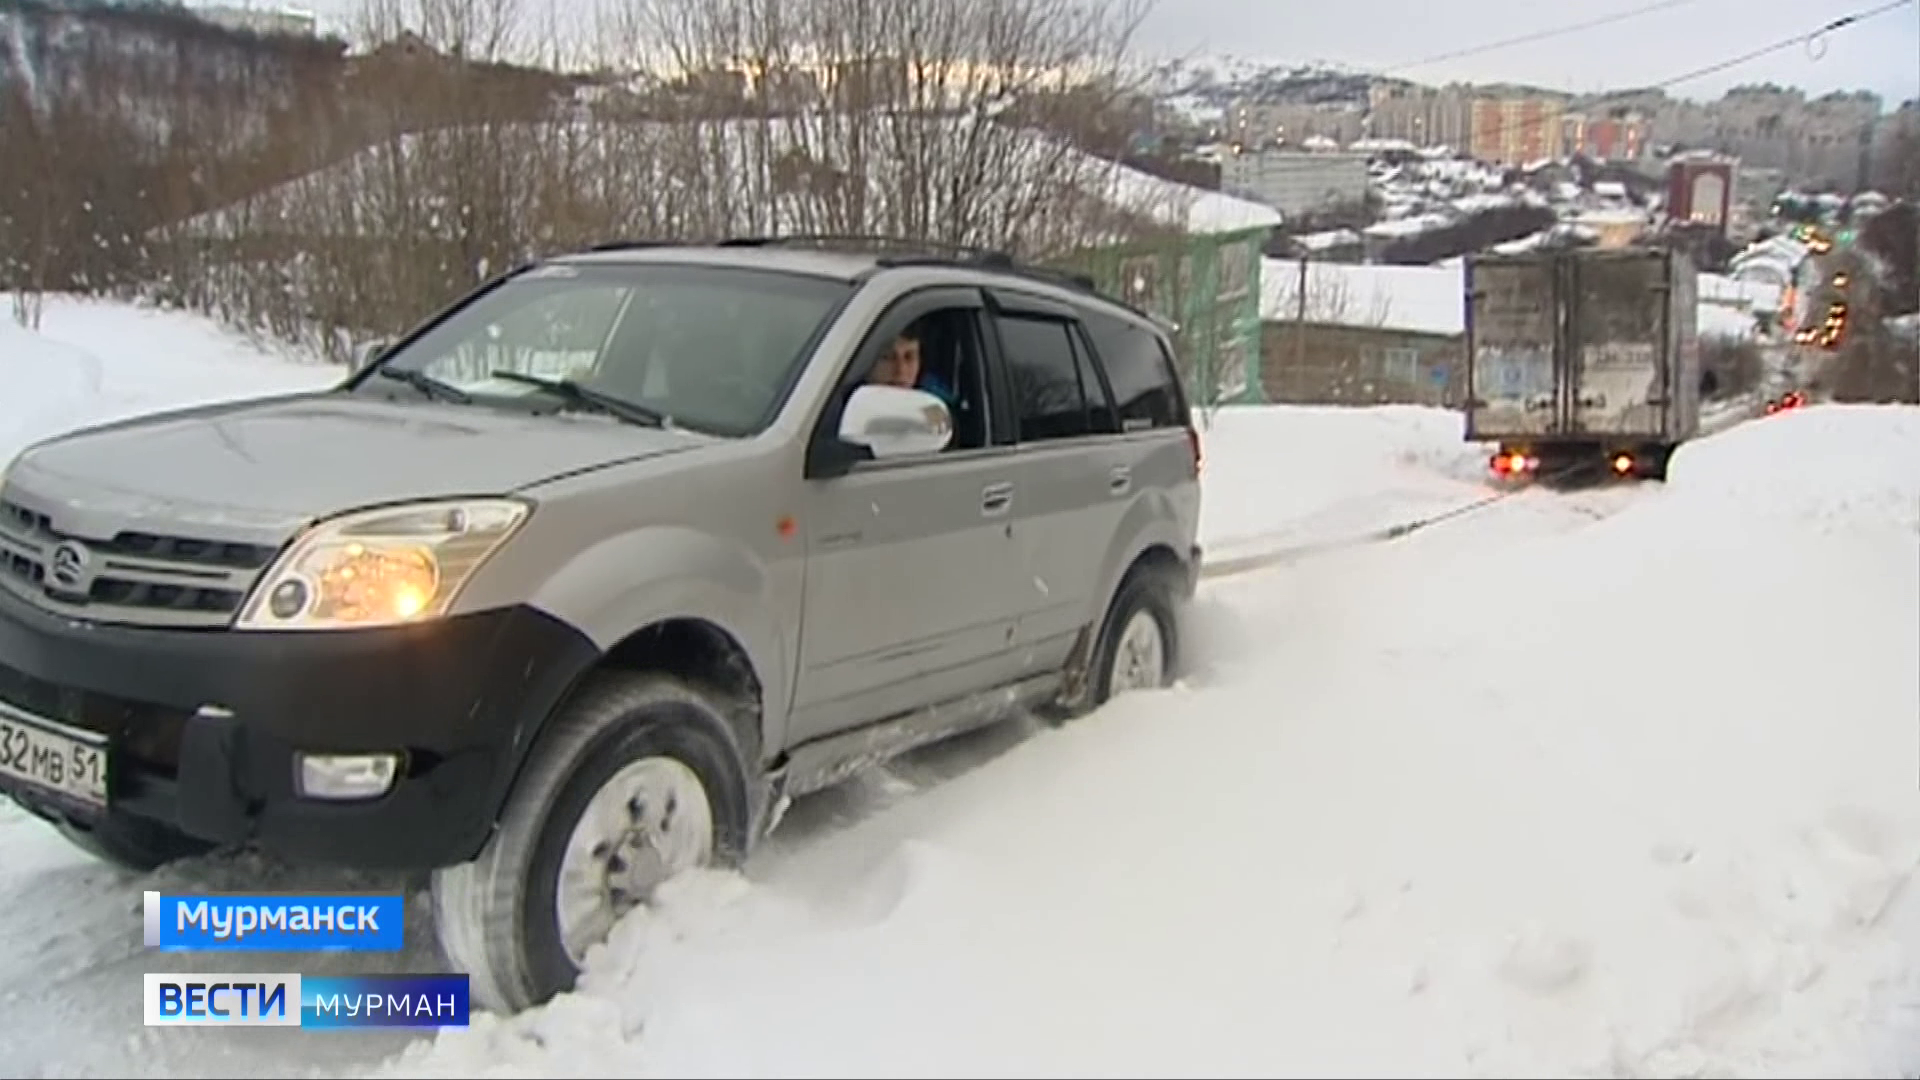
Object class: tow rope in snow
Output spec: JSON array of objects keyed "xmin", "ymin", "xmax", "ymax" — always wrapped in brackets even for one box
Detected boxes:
[
  {"xmin": 1196, "ymin": 464, "xmax": 1599, "ymax": 582},
  {"xmin": 1197, "ymin": 490, "xmax": 1512, "ymax": 581},
  {"xmin": 1195, "ymin": 391, "xmax": 1799, "ymax": 583}
]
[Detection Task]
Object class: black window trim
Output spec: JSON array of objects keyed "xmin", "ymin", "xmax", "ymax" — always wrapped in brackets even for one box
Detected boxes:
[{"xmin": 1067, "ymin": 319, "xmax": 1122, "ymax": 436}]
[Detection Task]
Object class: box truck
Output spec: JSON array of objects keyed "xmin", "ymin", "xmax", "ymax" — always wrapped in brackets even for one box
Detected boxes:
[{"xmin": 1464, "ymin": 245, "xmax": 1701, "ymax": 481}]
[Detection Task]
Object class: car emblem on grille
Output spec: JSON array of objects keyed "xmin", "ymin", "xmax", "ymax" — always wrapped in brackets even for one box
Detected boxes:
[{"xmin": 48, "ymin": 540, "xmax": 95, "ymax": 596}]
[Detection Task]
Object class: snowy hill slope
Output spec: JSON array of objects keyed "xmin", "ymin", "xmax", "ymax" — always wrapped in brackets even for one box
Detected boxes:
[{"xmin": 0, "ymin": 297, "xmax": 1915, "ymax": 1078}]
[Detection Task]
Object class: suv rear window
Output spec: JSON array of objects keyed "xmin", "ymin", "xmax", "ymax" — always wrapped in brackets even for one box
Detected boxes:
[{"xmin": 1082, "ymin": 312, "xmax": 1186, "ymax": 431}]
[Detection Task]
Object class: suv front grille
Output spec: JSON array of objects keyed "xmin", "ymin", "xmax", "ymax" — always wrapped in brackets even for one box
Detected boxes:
[{"xmin": 0, "ymin": 499, "xmax": 280, "ymax": 628}]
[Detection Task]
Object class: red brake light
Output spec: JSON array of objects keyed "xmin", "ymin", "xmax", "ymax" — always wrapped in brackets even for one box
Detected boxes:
[{"xmin": 1186, "ymin": 425, "xmax": 1203, "ymax": 475}]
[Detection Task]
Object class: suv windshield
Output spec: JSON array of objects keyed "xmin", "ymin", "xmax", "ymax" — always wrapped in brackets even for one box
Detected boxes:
[{"xmin": 362, "ymin": 261, "xmax": 855, "ymax": 437}]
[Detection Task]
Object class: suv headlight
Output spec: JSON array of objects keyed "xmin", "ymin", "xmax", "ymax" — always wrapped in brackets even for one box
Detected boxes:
[{"xmin": 236, "ymin": 498, "xmax": 530, "ymax": 631}]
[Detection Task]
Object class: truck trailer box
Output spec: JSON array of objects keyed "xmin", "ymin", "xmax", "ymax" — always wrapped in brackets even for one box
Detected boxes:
[{"xmin": 1463, "ymin": 246, "xmax": 1701, "ymax": 476}]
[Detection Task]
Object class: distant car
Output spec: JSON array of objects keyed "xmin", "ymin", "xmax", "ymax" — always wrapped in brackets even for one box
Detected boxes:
[
  {"xmin": 0, "ymin": 238, "xmax": 1205, "ymax": 1015},
  {"xmin": 1766, "ymin": 389, "xmax": 1808, "ymax": 414}
]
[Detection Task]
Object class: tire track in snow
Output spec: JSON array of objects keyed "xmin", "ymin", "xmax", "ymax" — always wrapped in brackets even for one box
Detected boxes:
[{"xmin": 1201, "ymin": 478, "xmax": 1651, "ymax": 582}]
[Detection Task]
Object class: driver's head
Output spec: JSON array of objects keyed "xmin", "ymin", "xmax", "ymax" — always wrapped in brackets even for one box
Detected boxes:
[{"xmin": 870, "ymin": 327, "xmax": 922, "ymax": 389}]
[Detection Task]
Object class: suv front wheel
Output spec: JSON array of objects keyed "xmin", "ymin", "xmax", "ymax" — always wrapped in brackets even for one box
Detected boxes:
[{"xmin": 431, "ymin": 670, "xmax": 753, "ymax": 1015}]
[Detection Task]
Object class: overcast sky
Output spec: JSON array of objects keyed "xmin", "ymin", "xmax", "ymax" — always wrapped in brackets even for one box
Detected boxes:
[{"xmin": 245, "ymin": 0, "xmax": 1918, "ymax": 107}]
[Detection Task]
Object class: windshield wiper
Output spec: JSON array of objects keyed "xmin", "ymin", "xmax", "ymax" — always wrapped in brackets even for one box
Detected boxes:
[
  {"xmin": 487, "ymin": 370, "xmax": 667, "ymax": 428},
  {"xmin": 378, "ymin": 366, "xmax": 472, "ymax": 403}
]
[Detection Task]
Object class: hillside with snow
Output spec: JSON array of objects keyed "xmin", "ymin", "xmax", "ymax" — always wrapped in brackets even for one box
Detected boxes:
[
  {"xmin": 0, "ymin": 296, "xmax": 1914, "ymax": 1077},
  {"xmin": 1143, "ymin": 55, "xmax": 1382, "ymax": 106}
]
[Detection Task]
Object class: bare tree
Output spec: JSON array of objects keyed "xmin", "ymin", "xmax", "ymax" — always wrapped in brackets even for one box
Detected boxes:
[
  {"xmin": 157, "ymin": 0, "xmax": 1191, "ymax": 360},
  {"xmin": 592, "ymin": 0, "xmax": 1174, "ymax": 259},
  {"xmin": 1265, "ymin": 256, "xmax": 1394, "ymax": 332}
]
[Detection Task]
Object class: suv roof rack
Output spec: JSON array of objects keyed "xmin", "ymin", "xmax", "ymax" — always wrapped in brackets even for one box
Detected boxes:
[
  {"xmin": 718, "ymin": 233, "xmax": 1001, "ymax": 259},
  {"xmin": 582, "ymin": 239, "xmax": 681, "ymax": 252},
  {"xmin": 871, "ymin": 253, "xmax": 1100, "ymax": 294},
  {"xmin": 588, "ymin": 233, "xmax": 1161, "ymax": 332},
  {"xmin": 717, "ymin": 231, "xmax": 1114, "ymax": 301}
]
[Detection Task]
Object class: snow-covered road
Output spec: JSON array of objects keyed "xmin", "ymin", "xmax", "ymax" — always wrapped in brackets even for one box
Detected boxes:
[{"xmin": 2, "ymin": 297, "xmax": 1917, "ymax": 1078}]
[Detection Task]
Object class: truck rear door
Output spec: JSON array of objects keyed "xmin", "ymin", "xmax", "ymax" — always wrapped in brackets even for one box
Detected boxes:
[
  {"xmin": 1569, "ymin": 251, "xmax": 1668, "ymax": 438},
  {"xmin": 1466, "ymin": 256, "xmax": 1560, "ymax": 439}
]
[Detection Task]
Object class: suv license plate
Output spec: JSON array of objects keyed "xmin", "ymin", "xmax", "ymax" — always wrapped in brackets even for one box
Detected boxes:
[{"xmin": 0, "ymin": 703, "xmax": 109, "ymax": 810}]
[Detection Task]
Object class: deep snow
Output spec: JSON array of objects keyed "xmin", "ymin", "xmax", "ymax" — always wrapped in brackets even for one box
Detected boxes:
[{"xmin": 0, "ymin": 297, "xmax": 1916, "ymax": 1078}]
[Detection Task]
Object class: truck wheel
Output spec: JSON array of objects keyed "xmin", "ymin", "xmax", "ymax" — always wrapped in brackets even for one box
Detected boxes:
[
  {"xmin": 1642, "ymin": 444, "xmax": 1673, "ymax": 481},
  {"xmin": 54, "ymin": 812, "xmax": 218, "ymax": 873},
  {"xmin": 431, "ymin": 671, "xmax": 753, "ymax": 1016},
  {"xmin": 1045, "ymin": 560, "xmax": 1183, "ymax": 723}
]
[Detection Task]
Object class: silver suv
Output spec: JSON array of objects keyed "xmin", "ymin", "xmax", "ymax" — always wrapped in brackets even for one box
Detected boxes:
[{"xmin": 0, "ymin": 238, "xmax": 1203, "ymax": 1013}]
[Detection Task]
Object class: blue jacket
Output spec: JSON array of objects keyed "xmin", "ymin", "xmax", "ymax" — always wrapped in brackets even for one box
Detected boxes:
[{"xmin": 918, "ymin": 372, "xmax": 956, "ymax": 407}]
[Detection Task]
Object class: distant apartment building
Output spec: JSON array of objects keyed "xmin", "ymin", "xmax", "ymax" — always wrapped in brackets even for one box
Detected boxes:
[
  {"xmin": 1226, "ymin": 101, "xmax": 1365, "ymax": 149},
  {"xmin": 191, "ymin": 4, "xmax": 319, "ymax": 37},
  {"xmin": 1561, "ymin": 111, "xmax": 1648, "ymax": 161},
  {"xmin": 1470, "ymin": 96, "xmax": 1566, "ymax": 167},
  {"xmin": 1732, "ymin": 166, "xmax": 1787, "ymax": 211},
  {"xmin": 1869, "ymin": 101, "xmax": 1919, "ymax": 194},
  {"xmin": 1578, "ymin": 85, "xmax": 1879, "ymax": 189},
  {"xmin": 1220, "ymin": 150, "xmax": 1370, "ymax": 217},
  {"xmin": 1365, "ymin": 83, "xmax": 1473, "ymax": 150}
]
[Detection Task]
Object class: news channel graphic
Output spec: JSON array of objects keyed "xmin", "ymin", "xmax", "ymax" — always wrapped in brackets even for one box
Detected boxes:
[
  {"xmin": 143, "ymin": 973, "xmax": 470, "ymax": 1029},
  {"xmin": 142, "ymin": 889, "xmax": 469, "ymax": 1029},
  {"xmin": 143, "ymin": 890, "xmax": 405, "ymax": 951}
]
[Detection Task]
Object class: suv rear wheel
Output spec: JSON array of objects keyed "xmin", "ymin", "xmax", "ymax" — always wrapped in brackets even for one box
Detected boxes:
[
  {"xmin": 431, "ymin": 671, "xmax": 753, "ymax": 1014},
  {"xmin": 1045, "ymin": 560, "xmax": 1183, "ymax": 723},
  {"xmin": 1090, "ymin": 562, "xmax": 1182, "ymax": 703}
]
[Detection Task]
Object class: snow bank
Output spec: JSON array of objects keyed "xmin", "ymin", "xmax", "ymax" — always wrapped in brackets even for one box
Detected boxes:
[
  {"xmin": 365, "ymin": 404, "xmax": 1920, "ymax": 1080},
  {"xmin": 1698, "ymin": 301, "xmax": 1762, "ymax": 341},
  {"xmin": 1194, "ymin": 403, "xmax": 1488, "ymax": 555},
  {"xmin": 1666, "ymin": 405, "xmax": 1920, "ymax": 533},
  {"xmin": 0, "ymin": 295, "xmax": 336, "ymax": 466}
]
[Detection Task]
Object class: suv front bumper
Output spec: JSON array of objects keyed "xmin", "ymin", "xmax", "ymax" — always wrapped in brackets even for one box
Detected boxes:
[{"xmin": 0, "ymin": 588, "xmax": 596, "ymax": 870}]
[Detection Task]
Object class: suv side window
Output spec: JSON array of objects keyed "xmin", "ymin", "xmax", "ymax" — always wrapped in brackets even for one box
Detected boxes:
[
  {"xmin": 848, "ymin": 303, "xmax": 996, "ymax": 455},
  {"xmin": 1082, "ymin": 311, "xmax": 1187, "ymax": 431},
  {"xmin": 997, "ymin": 313, "xmax": 1105, "ymax": 442}
]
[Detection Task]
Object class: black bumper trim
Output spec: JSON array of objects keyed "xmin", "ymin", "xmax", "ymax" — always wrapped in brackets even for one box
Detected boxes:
[{"xmin": 0, "ymin": 588, "xmax": 599, "ymax": 869}]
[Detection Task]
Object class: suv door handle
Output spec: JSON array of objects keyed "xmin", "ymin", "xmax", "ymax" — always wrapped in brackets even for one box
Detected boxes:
[
  {"xmin": 1108, "ymin": 465, "xmax": 1131, "ymax": 496},
  {"xmin": 981, "ymin": 482, "xmax": 1013, "ymax": 517}
]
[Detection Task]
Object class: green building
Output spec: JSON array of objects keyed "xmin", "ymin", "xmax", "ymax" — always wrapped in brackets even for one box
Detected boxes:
[{"xmin": 1060, "ymin": 217, "xmax": 1276, "ymax": 410}]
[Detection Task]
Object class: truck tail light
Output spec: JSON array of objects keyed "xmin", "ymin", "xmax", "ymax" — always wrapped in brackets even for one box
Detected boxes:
[{"xmin": 1491, "ymin": 452, "xmax": 1537, "ymax": 475}]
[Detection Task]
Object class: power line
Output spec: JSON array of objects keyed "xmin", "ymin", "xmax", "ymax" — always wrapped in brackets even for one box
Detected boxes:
[
  {"xmin": 1647, "ymin": 0, "xmax": 1916, "ymax": 90},
  {"xmin": 1379, "ymin": 0, "xmax": 1708, "ymax": 77},
  {"xmin": 1346, "ymin": 0, "xmax": 1918, "ymax": 155}
]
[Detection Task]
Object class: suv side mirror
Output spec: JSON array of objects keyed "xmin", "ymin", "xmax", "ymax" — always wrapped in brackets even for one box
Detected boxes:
[
  {"xmin": 349, "ymin": 337, "xmax": 393, "ymax": 373},
  {"xmin": 838, "ymin": 384, "xmax": 953, "ymax": 460}
]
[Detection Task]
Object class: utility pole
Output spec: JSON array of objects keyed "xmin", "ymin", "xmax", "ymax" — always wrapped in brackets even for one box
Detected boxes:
[{"xmin": 1293, "ymin": 252, "xmax": 1308, "ymax": 371}]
